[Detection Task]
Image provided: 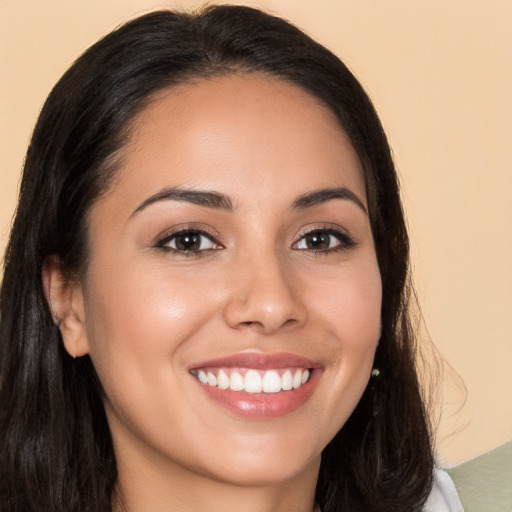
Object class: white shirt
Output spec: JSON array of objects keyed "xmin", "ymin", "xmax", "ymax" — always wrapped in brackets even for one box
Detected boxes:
[{"xmin": 424, "ymin": 469, "xmax": 464, "ymax": 511}]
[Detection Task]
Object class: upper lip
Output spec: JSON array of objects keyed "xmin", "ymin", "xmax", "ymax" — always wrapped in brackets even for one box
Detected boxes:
[{"xmin": 189, "ymin": 352, "xmax": 322, "ymax": 371}]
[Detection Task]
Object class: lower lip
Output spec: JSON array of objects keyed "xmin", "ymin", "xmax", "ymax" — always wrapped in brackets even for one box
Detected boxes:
[{"xmin": 195, "ymin": 370, "xmax": 321, "ymax": 419}]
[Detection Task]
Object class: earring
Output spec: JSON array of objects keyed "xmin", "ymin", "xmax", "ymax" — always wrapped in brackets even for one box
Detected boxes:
[
  {"xmin": 370, "ymin": 368, "xmax": 381, "ymax": 418},
  {"xmin": 370, "ymin": 368, "xmax": 380, "ymax": 395}
]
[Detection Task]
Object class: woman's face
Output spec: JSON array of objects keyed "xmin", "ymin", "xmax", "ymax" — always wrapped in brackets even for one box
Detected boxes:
[{"xmin": 73, "ymin": 75, "xmax": 381, "ymax": 487}]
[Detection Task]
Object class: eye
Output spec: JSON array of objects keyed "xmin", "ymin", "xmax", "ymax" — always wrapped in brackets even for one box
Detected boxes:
[
  {"xmin": 294, "ymin": 228, "xmax": 355, "ymax": 252},
  {"xmin": 156, "ymin": 229, "xmax": 221, "ymax": 254}
]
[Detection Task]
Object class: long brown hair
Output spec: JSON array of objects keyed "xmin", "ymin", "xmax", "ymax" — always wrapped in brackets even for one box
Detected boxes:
[{"xmin": 0, "ymin": 6, "xmax": 433, "ymax": 511}]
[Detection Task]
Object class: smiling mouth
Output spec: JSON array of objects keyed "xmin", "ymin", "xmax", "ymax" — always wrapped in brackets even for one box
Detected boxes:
[
  {"xmin": 189, "ymin": 353, "xmax": 321, "ymax": 418},
  {"xmin": 192, "ymin": 367, "xmax": 311, "ymax": 394}
]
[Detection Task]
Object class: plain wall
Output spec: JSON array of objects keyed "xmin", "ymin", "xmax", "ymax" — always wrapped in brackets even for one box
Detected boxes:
[{"xmin": 1, "ymin": 0, "xmax": 511, "ymax": 466}]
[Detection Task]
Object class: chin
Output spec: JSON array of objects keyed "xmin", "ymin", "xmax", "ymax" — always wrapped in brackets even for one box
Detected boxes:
[
  {"xmin": 203, "ymin": 452, "xmax": 320, "ymax": 488},
  {"xmin": 191, "ymin": 430, "xmax": 323, "ymax": 487}
]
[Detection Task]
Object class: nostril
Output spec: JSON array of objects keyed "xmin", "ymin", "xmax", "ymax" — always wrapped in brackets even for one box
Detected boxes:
[
  {"xmin": 282, "ymin": 318, "xmax": 299, "ymax": 329},
  {"xmin": 238, "ymin": 318, "xmax": 299, "ymax": 332},
  {"xmin": 239, "ymin": 320, "xmax": 264, "ymax": 330}
]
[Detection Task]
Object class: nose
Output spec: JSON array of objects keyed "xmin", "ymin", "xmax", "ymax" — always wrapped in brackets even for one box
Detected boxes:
[{"xmin": 223, "ymin": 252, "xmax": 307, "ymax": 335}]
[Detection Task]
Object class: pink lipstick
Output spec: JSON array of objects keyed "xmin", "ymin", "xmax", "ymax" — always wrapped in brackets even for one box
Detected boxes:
[{"xmin": 189, "ymin": 352, "xmax": 322, "ymax": 419}]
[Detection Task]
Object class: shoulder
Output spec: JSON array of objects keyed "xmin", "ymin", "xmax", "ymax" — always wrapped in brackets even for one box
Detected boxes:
[
  {"xmin": 447, "ymin": 441, "xmax": 512, "ymax": 512},
  {"xmin": 423, "ymin": 469, "xmax": 464, "ymax": 512}
]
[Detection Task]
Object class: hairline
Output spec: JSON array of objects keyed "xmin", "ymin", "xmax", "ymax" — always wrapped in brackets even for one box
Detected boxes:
[{"xmin": 77, "ymin": 69, "xmax": 371, "ymax": 278}]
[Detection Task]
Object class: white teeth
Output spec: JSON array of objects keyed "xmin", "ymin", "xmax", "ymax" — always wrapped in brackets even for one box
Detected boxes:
[
  {"xmin": 217, "ymin": 369, "xmax": 230, "ymax": 390},
  {"xmin": 281, "ymin": 370, "xmax": 293, "ymax": 390},
  {"xmin": 262, "ymin": 370, "xmax": 281, "ymax": 393},
  {"xmin": 244, "ymin": 370, "xmax": 262, "ymax": 393},
  {"xmin": 292, "ymin": 370, "xmax": 302, "ymax": 389},
  {"xmin": 229, "ymin": 371, "xmax": 245, "ymax": 391},
  {"xmin": 195, "ymin": 368, "xmax": 312, "ymax": 393}
]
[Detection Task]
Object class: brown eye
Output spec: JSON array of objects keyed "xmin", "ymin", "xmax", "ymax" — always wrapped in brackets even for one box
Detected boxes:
[
  {"xmin": 302, "ymin": 232, "xmax": 333, "ymax": 250},
  {"xmin": 159, "ymin": 230, "xmax": 219, "ymax": 252},
  {"xmin": 174, "ymin": 232, "xmax": 202, "ymax": 251},
  {"xmin": 294, "ymin": 229, "xmax": 356, "ymax": 252}
]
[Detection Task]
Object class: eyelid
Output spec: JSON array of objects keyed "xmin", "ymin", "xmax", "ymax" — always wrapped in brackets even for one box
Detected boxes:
[
  {"xmin": 292, "ymin": 224, "xmax": 357, "ymax": 252},
  {"xmin": 154, "ymin": 224, "xmax": 223, "ymax": 252}
]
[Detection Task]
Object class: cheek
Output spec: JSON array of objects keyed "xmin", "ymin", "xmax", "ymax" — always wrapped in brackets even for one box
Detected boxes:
[
  {"xmin": 81, "ymin": 262, "xmax": 222, "ymax": 386},
  {"xmin": 311, "ymin": 258, "xmax": 382, "ymax": 343},
  {"xmin": 80, "ymin": 264, "xmax": 225, "ymax": 448},
  {"xmin": 305, "ymin": 258, "xmax": 381, "ymax": 416},
  {"xmin": 338, "ymin": 264, "xmax": 381, "ymax": 377}
]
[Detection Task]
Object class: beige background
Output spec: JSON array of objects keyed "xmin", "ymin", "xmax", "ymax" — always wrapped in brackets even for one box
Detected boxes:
[{"xmin": 1, "ymin": 0, "xmax": 510, "ymax": 466}]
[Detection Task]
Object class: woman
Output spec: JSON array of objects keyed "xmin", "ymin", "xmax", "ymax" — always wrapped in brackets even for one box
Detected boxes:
[{"xmin": 0, "ymin": 5, "xmax": 462, "ymax": 512}]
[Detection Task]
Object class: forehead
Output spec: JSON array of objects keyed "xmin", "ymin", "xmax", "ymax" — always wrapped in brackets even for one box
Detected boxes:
[{"xmin": 104, "ymin": 74, "xmax": 366, "ymax": 211}]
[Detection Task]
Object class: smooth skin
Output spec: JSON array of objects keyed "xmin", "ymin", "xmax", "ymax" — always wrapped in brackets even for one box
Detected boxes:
[{"xmin": 44, "ymin": 74, "xmax": 382, "ymax": 512}]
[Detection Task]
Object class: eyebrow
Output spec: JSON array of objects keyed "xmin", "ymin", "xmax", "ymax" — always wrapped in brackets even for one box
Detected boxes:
[
  {"xmin": 130, "ymin": 185, "xmax": 366, "ymax": 218},
  {"xmin": 130, "ymin": 187, "xmax": 234, "ymax": 217},
  {"xmin": 291, "ymin": 187, "xmax": 367, "ymax": 214}
]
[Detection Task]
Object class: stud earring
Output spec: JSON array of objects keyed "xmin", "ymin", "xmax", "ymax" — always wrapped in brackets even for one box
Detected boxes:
[{"xmin": 371, "ymin": 368, "xmax": 380, "ymax": 378}]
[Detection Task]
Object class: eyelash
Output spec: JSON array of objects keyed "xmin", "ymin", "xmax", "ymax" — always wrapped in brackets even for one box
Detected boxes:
[
  {"xmin": 154, "ymin": 228, "xmax": 222, "ymax": 257},
  {"xmin": 154, "ymin": 226, "xmax": 356, "ymax": 257},
  {"xmin": 293, "ymin": 226, "xmax": 356, "ymax": 254}
]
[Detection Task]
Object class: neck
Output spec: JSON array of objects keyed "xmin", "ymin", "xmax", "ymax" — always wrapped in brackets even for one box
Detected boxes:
[{"xmin": 112, "ymin": 441, "xmax": 320, "ymax": 512}]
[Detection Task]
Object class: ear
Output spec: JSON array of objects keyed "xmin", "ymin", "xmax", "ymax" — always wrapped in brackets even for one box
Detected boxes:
[{"xmin": 42, "ymin": 255, "xmax": 90, "ymax": 358}]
